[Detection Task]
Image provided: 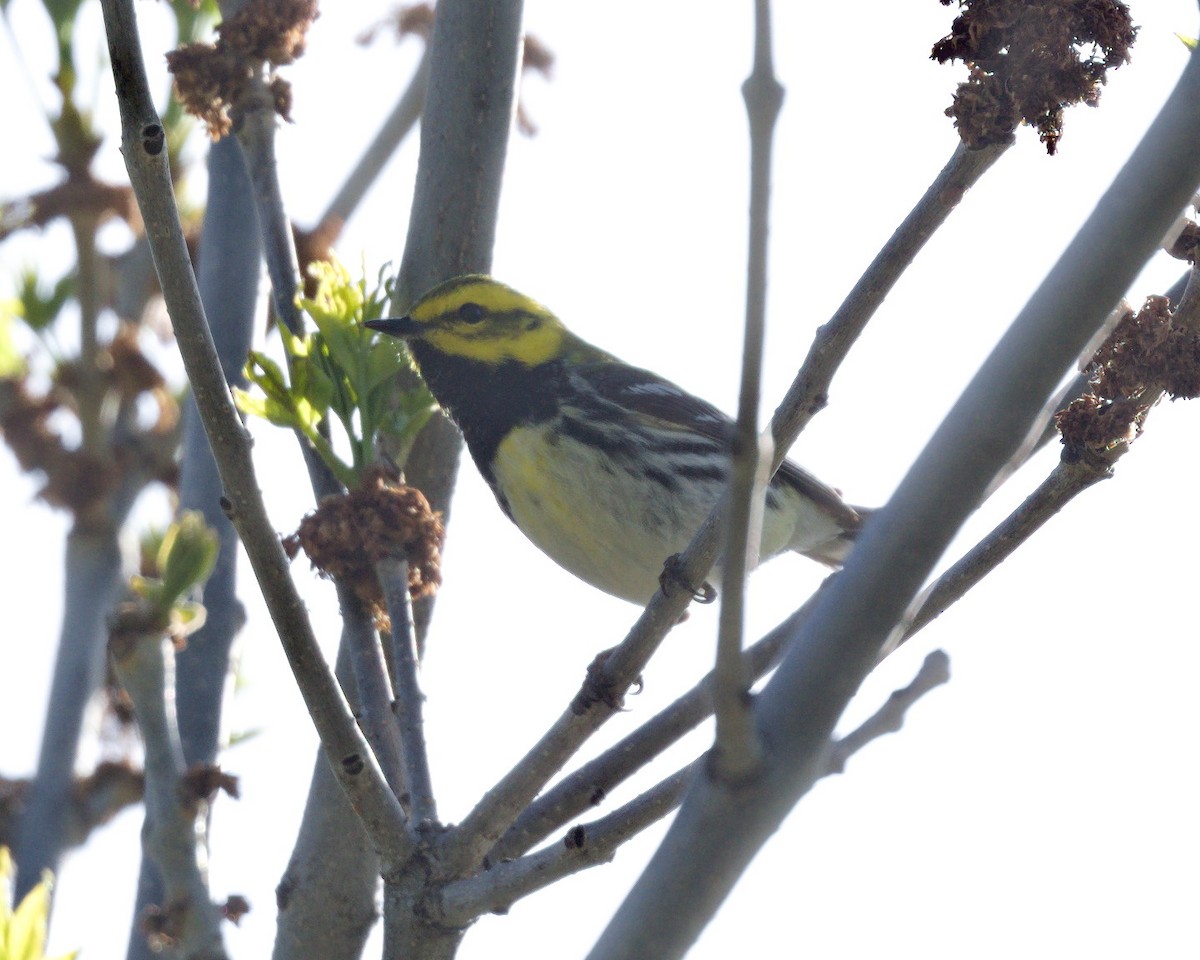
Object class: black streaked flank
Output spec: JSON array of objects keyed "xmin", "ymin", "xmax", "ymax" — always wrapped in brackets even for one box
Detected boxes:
[
  {"xmin": 641, "ymin": 465, "xmax": 680, "ymax": 492},
  {"xmin": 651, "ymin": 434, "xmax": 727, "ymax": 457},
  {"xmin": 671, "ymin": 461, "xmax": 727, "ymax": 483},
  {"xmin": 556, "ymin": 412, "xmax": 628, "ymax": 456}
]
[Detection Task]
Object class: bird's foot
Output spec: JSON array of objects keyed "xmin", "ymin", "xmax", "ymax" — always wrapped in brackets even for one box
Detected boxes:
[{"xmin": 658, "ymin": 554, "xmax": 716, "ymax": 604}]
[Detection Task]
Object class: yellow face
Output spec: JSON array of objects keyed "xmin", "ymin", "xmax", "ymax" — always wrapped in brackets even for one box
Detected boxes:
[{"xmin": 406, "ymin": 275, "xmax": 567, "ymax": 366}]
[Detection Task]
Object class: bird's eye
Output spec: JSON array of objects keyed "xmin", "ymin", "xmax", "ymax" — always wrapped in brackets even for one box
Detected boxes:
[{"xmin": 457, "ymin": 302, "xmax": 485, "ymax": 324}]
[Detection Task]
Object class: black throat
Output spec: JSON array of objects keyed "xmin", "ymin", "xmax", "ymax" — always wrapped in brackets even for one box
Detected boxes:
[{"xmin": 409, "ymin": 341, "xmax": 563, "ymax": 486}]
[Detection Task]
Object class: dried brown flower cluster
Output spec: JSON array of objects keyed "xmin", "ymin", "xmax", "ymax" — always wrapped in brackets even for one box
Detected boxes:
[
  {"xmin": 0, "ymin": 761, "xmax": 144, "ymax": 849},
  {"xmin": 283, "ymin": 467, "xmax": 445, "ymax": 629},
  {"xmin": 0, "ymin": 326, "xmax": 178, "ymax": 525},
  {"xmin": 0, "ymin": 382, "xmax": 114, "ymax": 517},
  {"xmin": 1165, "ymin": 221, "xmax": 1200, "ymax": 264},
  {"xmin": 932, "ymin": 0, "xmax": 1137, "ymax": 154},
  {"xmin": 180, "ymin": 764, "xmax": 240, "ymax": 804},
  {"xmin": 1057, "ymin": 296, "xmax": 1200, "ymax": 463},
  {"xmin": 166, "ymin": 0, "xmax": 319, "ymax": 139},
  {"xmin": 0, "ymin": 174, "xmax": 137, "ymax": 243},
  {"xmin": 356, "ymin": 2, "xmax": 436, "ymax": 44},
  {"xmin": 0, "ymin": 328, "xmax": 175, "ymax": 525}
]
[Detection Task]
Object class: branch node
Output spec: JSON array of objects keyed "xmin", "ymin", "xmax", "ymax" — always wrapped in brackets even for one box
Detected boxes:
[{"xmin": 141, "ymin": 123, "xmax": 165, "ymax": 156}]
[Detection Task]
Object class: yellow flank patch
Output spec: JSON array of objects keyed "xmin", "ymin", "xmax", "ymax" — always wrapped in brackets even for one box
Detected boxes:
[{"xmin": 493, "ymin": 423, "xmax": 714, "ymax": 603}]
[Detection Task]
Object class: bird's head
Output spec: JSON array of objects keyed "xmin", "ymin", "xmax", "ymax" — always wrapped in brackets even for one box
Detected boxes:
[{"xmin": 366, "ymin": 275, "xmax": 571, "ymax": 367}]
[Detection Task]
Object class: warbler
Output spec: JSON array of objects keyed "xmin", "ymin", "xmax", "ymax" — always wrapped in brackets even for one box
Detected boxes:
[{"xmin": 365, "ymin": 275, "xmax": 862, "ymax": 605}]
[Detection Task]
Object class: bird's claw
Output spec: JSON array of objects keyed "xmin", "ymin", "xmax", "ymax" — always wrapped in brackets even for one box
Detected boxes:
[{"xmin": 659, "ymin": 554, "xmax": 716, "ymax": 604}]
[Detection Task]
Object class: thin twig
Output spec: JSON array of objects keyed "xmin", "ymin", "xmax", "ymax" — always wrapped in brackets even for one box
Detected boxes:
[
  {"xmin": 319, "ymin": 49, "xmax": 430, "ymax": 231},
  {"xmin": 377, "ymin": 557, "xmax": 438, "ymax": 827},
  {"xmin": 98, "ymin": 0, "xmax": 410, "ymax": 870},
  {"xmin": 338, "ymin": 579, "xmax": 406, "ymax": 797},
  {"xmin": 897, "ymin": 458, "xmax": 1111, "ymax": 644},
  {"xmin": 450, "ymin": 646, "xmax": 950, "ymax": 924},
  {"xmin": 712, "ymin": 0, "xmax": 782, "ymax": 784},
  {"xmin": 823, "ymin": 650, "xmax": 951, "ymax": 775},
  {"xmin": 490, "ymin": 591, "xmax": 824, "ymax": 863},
  {"xmin": 1169, "ymin": 263, "xmax": 1200, "ymax": 332},
  {"xmin": 901, "ymin": 266, "xmax": 1200, "ymax": 646},
  {"xmin": 439, "ymin": 701, "xmax": 625, "ymax": 877},
  {"xmin": 438, "ymin": 767, "xmax": 693, "ymax": 926},
  {"xmin": 983, "ymin": 271, "xmax": 1190, "ymax": 498},
  {"xmin": 111, "ymin": 632, "xmax": 228, "ymax": 959},
  {"xmin": 233, "ymin": 78, "xmax": 304, "ymax": 333},
  {"xmin": 769, "ymin": 141, "xmax": 1007, "ymax": 459}
]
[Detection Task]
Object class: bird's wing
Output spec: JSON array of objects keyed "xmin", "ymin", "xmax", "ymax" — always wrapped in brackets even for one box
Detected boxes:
[
  {"xmin": 576, "ymin": 361, "xmax": 861, "ymax": 528},
  {"xmin": 575, "ymin": 360, "xmax": 734, "ymax": 440}
]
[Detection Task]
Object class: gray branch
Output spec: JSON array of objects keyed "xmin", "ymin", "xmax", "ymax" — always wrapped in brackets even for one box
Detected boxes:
[
  {"xmin": 320, "ymin": 49, "xmax": 430, "ymax": 231},
  {"xmin": 127, "ymin": 130, "xmax": 259, "ymax": 960},
  {"xmin": 712, "ymin": 0, "xmax": 784, "ymax": 783},
  {"xmin": 273, "ymin": 641, "xmax": 379, "ymax": 960},
  {"xmin": 13, "ymin": 527, "xmax": 123, "ymax": 897},
  {"xmin": 98, "ymin": 0, "xmax": 410, "ymax": 870},
  {"xmin": 378, "ymin": 557, "xmax": 437, "ymax": 828},
  {"xmin": 111, "ymin": 631, "xmax": 227, "ymax": 960}
]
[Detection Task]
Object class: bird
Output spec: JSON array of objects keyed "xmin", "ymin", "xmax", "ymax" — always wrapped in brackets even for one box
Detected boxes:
[{"xmin": 365, "ymin": 275, "xmax": 863, "ymax": 606}]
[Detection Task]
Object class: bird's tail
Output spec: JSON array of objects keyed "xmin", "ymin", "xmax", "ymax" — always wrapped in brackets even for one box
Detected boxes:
[{"xmin": 799, "ymin": 505, "xmax": 873, "ymax": 567}]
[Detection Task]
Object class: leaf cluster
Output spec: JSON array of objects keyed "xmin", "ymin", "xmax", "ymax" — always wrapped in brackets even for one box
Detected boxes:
[
  {"xmin": 235, "ymin": 259, "xmax": 435, "ymax": 490},
  {"xmin": 130, "ymin": 511, "xmax": 220, "ymax": 622},
  {"xmin": 0, "ymin": 847, "xmax": 77, "ymax": 960}
]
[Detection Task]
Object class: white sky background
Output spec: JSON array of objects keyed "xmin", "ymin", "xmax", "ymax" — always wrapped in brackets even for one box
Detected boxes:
[{"xmin": 2, "ymin": 1, "xmax": 1200, "ymax": 957}]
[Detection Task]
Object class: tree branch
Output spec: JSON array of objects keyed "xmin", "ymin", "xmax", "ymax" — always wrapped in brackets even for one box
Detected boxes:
[
  {"xmin": 451, "ymin": 644, "xmax": 951, "ymax": 926},
  {"xmin": 128, "ymin": 130, "xmax": 259, "ymax": 960},
  {"xmin": 14, "ymin": 527, "xmax": 123, "ymax": 897},
  {"xmin": 98, "ymin": 0, "xmax": 410, "ymax": 870},
  {"xmin": 272, "ymin": 642, "xmax": 378, "ymax": 960},
  {"xmin": 378, "ymin": 557, "xmax": 438, "ymax": 827},
  {"xmin": 712, "ymin": 0, "xmax": 783, "ymax": 784},
  {"xmin": 770, "ymin": 140, "xmax": 1007, "ymax": 454},
  {"xmin": 233, "ymin": 76, "xmax": 304, "ymax": 333},
  {"xmin": 110, "ymin": 630, "xmax": 228, "ymax": 960},
  {"xmin": 319, "ymin": 49, "xmax": 430, "ymax": 232},
  {"xmin": 338, "ymin": 579, "xmax": 406, "ymax": 798},
  {"xmin": 823, "ymin": 650, "xmax": 951, "ymax": 775},
  {"xmin": 896, "ymin": 459, "xmax": 1110, "ymax": 644},
  {"xmin": 489, "ymin": 590, "xmax": 823, "ymax": 864},
  {"xmin": 438, "ymin": 767, "xmax": 692, "ymax": 926}
]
